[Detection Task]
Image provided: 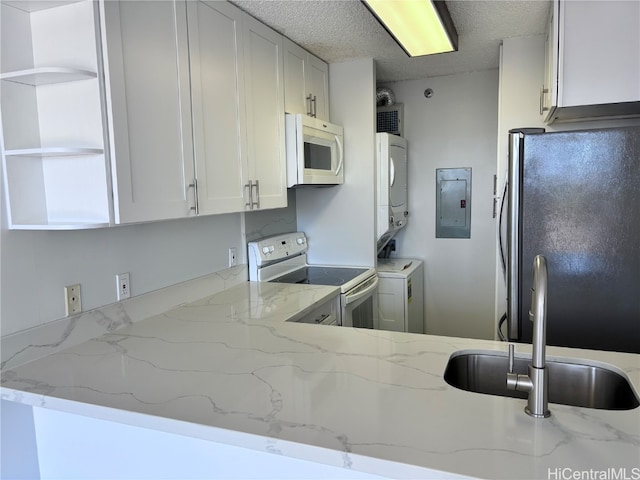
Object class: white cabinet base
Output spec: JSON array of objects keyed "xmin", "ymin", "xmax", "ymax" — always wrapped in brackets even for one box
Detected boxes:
[{"xmin": 377, "ymin": 259, "xmax": 424, "ymax": 334}]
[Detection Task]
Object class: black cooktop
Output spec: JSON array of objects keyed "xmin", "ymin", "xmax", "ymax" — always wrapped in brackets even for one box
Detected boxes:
[{"xmin": 270, "ymin": 266, "xmax": 369, "ymax": 286}]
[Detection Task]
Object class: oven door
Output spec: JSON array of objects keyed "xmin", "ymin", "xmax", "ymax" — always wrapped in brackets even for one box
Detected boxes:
[{"xmin": 341, "ymin": 275, "xmax": 379, "ymax": 328}]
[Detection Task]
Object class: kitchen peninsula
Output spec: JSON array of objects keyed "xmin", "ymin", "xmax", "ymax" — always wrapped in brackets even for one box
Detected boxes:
[{"xmin": 2, "ymin": 281, "xmax": 639, "ymax": 480}]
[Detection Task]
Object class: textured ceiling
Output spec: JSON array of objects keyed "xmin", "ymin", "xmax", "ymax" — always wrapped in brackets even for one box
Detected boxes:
[{"xmin": 230, "ymin": 0, "xmax": 551, "ymax": 83}]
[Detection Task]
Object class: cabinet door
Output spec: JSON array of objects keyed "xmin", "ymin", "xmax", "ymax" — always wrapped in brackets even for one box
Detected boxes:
[
  {"xmin": 187, "ymin": 1, "xmax": 247, "ymax": 214},
  {"xmin": 242, "ymin": 14, "xmax": 287, "ymax": 211},
  {"xmin": 377, "ymin": 276, "xmax": 406, "ymax": 332},
  {"xmin": 307, "ymin": 54, "xmax": 330, "ymax": 121},
  {"xmin": 541, "ymin": 1, "xmax": 558, "ymax": 121},
  {"xmin": 102, "ymin": 0, "xmax": 194, "ymax": 224},
  {"xmin": 283, "ymin": 38, "xmax": 308, "ymax": 116},
  {"xmin": 559, "ymin": 0, "xmax": 640, "ymax": 107}
]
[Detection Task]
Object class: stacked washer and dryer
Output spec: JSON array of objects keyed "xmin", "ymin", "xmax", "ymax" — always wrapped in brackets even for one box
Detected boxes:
[{"xmin": 376, "ymin": 133, "xmax": 424, "ymax": 334}]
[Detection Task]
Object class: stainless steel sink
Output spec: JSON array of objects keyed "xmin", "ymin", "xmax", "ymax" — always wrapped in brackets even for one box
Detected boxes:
[{"xmin": 444, "ymin": 350, "xmax": 639, "ymax": 410}]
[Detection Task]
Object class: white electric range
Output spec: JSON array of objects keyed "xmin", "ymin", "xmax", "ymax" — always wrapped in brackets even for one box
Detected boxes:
[{"xmin": 248, "ymin": 232, "xmax": 378, "ymax": 328}]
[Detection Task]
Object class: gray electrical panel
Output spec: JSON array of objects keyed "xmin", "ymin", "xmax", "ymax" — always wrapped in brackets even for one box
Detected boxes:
[{"xmin": 436, "ymin": 168, "xmax": 471, "ymax": 238}]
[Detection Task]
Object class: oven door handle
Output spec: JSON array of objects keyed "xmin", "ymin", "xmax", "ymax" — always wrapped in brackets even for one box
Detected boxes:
[{"xmin": 344, "ymin": 276, "xmax": 378, "ymax": 305}]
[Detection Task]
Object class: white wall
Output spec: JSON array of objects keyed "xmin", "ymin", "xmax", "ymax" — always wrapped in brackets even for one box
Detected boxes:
[
  {"xmin": 296, "ymin": 58, "xmax": 377, "ymax": 267},
  {"xmin": 1, "ymin": 169, "xmax": 245, "ymax": 335},
  {"xmin": 494, "ymin": 35, "xmax": 547, "ymax": 336},
  {"xmin": 1, "ymin": 401, "xmax": 40, "ymax": 480},
  {"xmin": 244, "ymin": 189, "xmax": 297, "ymax": 245},
  {"xmin": 382, "ymin": 70, "xmax": 499, "ymax": 340},
  {"xmin": 22, "ymin": 406, "xmax": 387, "ymax": 480}
]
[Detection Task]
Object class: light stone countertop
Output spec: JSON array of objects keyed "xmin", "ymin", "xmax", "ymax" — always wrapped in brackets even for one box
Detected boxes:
[{"xmin": 2, "ymin": 281, "xmax": 639, "ymax": 480}]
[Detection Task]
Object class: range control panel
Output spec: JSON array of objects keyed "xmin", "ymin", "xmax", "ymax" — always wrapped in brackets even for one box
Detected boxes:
[{"xmin": 248, "ymin": 232, "xmax": 308, "ymax": 267}]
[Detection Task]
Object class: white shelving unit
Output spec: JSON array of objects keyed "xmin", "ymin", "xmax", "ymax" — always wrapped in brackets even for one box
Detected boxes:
[
  {"xmin": 0, "ymin": 0, "xmax": 111, "ymax": 229},
  {"xmin": 0, "ymin": 67, "xmax": 97, "ymax": 86},
  {"xmin": 4, "ymin": 147, "xmax": 103, "ymax": 157}
]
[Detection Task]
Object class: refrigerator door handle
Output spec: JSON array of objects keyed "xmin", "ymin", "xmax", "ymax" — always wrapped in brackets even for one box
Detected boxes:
[{"xmin": 507, "ymin": 132, "xmax": 524, "ymax": 341}]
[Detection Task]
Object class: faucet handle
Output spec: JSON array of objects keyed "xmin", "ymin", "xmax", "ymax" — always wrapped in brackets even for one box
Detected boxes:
[{"xmin": 506, "ymin": 343, "xmax": 519, "ymax": 391}]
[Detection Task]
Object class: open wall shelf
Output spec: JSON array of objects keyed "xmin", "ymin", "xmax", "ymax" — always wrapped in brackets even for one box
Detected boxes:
[
  {"xmin": 5, "ymin": 147, "xmax": 104, "ymax": 157},
  {"xmin": 1, "ymin": 67, "xmax": 97, "ymax": 86},
  {"xmin": 1, "ymin": 0, "xmax": 112, "ymax": 230}
]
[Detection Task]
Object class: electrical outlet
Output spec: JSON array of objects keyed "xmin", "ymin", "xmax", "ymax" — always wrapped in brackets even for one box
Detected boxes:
[
  {"xmin": 64, "ymin": 284, "xmax": 82, "ymax": 316},
  {"xmin": 228, "ymin": 247, "xmax": 237, "ymax": 267},
  {"xmin": 116, "ymin": 273, "xmax": 131, "ymax": 301}
]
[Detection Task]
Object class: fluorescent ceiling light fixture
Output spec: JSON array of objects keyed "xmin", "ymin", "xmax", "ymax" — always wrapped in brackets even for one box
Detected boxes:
[{"xmin": 363, "ymin": 0, "xmax": 458, "ymax": 57}]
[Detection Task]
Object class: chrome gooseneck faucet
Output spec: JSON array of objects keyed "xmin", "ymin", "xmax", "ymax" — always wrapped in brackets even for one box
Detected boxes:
[{"xmin": 507, "ymin": 254, "xmax": 551, "ymax": 418}]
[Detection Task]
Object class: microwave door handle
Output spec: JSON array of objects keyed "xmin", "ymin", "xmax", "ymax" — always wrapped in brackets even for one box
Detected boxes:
[
  {"xmin": 344, "ymin": 276, "xmax": 378, "ymax": 305},
  {"xmin": 335, "ymin": 134, "xmax": 344, "ymax": 175}
]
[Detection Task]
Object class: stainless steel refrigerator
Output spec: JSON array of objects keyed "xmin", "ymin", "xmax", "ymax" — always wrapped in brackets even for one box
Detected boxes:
[{"xmin": 505, "ymin": 126, "xmax": 640, "ymax": 354}]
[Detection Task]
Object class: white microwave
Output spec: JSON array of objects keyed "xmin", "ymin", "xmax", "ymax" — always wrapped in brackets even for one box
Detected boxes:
[{"xmin": 285, "ymin": 113, "xmax": 344, "ymax": 187}]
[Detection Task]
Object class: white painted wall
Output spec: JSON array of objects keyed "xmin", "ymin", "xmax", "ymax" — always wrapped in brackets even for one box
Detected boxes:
[
  {"xmin": 23, "ymin": 406, "xmax": 388, "ymax": 480},
  {"xmin": 244, "ymin": 189, "xmax": 297, "ymax": 245},
  {"xmin": 1, "ymin": 401, "xmax": 40, "ymax": 480},
  {"xmin": 0, "ymin": 209, "xmax": 244, "ymax": 336},
  {"xmin": 381, "ymin": 70, "xmax": 499, "ymax": 340},
  {"xmin": 296, "ymin": 58, "xmax": 377, "ymax": 267},
  {"xmin": 494, "ymin": 35, "xmax": 547, "ymax": 338}
]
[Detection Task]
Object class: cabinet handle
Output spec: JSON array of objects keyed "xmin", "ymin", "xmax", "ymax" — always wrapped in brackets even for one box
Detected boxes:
[
  {"xmin": 306, "ymin": 94, "xmax": 313, "ymax": 116},
  {"xmin": 311, "ymin": 95, "xmax": 317, "ymax": 118},
  {"xmin": 189, "ymin": 178, "xmax": 199, "ymax": 215},
  {"xmin": 539, "ymin": 85, "xmax": 549, "ymax": 115},
  {"xmin": 245, "ymin": 180, "xmax": 253, "ymax": 210},
  {"xmin": 252, "ymin": 179, "xmax": 260, "ymax": 209}
]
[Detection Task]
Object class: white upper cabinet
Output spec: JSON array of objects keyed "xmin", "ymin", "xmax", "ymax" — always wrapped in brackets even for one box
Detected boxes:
[
  {"xmin": 306, "ymin": 54, "xmax": 330, "ymax": 121},
  {"xmin": 101, "ymin": 0, "xmax": 195, "ymax": 224},
  {"xmin": 188, "ymin": 1, "xmax": 286, "ymax": 213},
  {"xmin": 0, "ymin": 0, "xmax": 111, "ymax": 229},
  {"xmin": 187, "ymin": 0, "xmax": 246, "ymax": 214},
  {"xmin": 1, "ymin": 0, "xmax": 291, "ymax": 229},
  {"xmin": 242, "ymin": 14, "xmax": 287, "ymax": 211},
  {"xmin": 542, "ymin": 0, "xmax": 640, "ymax": 123},
  {"xmin": 283, "ymin": 38, "xmax": 329, "ymax": 121}
]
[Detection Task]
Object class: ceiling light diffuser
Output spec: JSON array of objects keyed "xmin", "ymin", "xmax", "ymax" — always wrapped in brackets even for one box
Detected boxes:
[{"xmin": 363, "ymin": 0, "xmax": 459, "ymax": 57}]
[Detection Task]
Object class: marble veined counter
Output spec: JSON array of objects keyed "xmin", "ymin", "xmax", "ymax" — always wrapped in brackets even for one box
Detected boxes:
[{"xmin": 2, "ymin": 281, "xmax": 639, "ymax": 479}]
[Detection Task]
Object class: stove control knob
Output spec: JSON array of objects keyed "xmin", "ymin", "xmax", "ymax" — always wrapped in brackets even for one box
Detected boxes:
[
  {"xmin": 269, "ymin": 246, "xmax": 275, "ymax": 253},
  {"xmin": 296, "ymin": 237, "xmax": 305, "ymax": 245},
  {"xmin": 262, "ymin": 246, "xmax": 270, "ymax": 254}
]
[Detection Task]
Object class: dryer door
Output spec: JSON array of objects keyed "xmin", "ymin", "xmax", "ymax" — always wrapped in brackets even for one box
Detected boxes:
[{"xmin": 389, "ymin": 143, "xmax": 407, "ymax": 210}]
